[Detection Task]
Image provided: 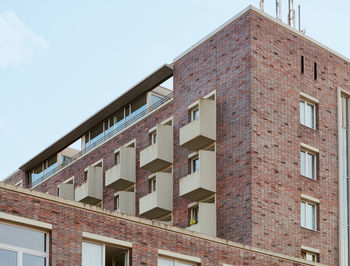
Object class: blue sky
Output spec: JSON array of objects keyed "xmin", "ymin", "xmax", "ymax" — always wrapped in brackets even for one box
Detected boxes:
[{"xmin": 0, "ymin": 0, "xmax": 349, "ymax": 180}]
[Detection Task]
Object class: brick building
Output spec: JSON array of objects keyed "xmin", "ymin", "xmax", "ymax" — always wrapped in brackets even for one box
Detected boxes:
[{"xmin": 1, "ymin": 5, "xmax": 349, "ymax": 265}]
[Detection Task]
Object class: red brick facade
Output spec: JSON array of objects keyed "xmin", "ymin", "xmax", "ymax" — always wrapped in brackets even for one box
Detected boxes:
[{"xmin": 4, "ymin": 7, "xmax": 349, "ymax": 265}]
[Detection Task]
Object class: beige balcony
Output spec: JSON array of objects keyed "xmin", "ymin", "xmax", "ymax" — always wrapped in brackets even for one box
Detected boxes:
[
  {"xmin": 105, "ymin": 147, "xmax": 136, "ymax": 191},
  {"xmin": 139, "ymin": 173, "xmax": 173, "ymax": 219},
  {"xmin": 58, "ymin": 183, "xmax": 74, "ymax": 200},
  {"xmin": 140, "ymin": 124, "xmax": 173, "ymax": 172},
  {"xmin": 75, "ymin": 166, "xmax": 103, "ymax": 204},
  {"xmin": 179, "ymin": 150, "xmax": 216, "ymax": 201},
  {"xmin": 115, "ymin": 191, "xmax": 135, "ymax": 216},
  {"xmin": 187, "ymin": 202, "xmax": 216, "ymax": 236},
  {"xmin": 180, "ymin": 98, "xmax": 216, "ymax": 151}
]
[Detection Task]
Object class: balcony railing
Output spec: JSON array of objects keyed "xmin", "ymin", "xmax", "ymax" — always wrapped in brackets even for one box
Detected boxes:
[{"xmin": 30, "ymin": 92, "xmax": 174, "ymax": 188}]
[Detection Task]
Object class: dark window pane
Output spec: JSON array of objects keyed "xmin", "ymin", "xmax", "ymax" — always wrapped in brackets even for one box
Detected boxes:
[
  {"xmin": 0, "ymin": 223, "xmax": 46, "ymax": 252},
  {"xmin": 0, "ymin": 248, "xmax": 17, "ymax": 266},
  {"xmin": 23, "ymin": 254, "xmax": 45, "ymax": 266},
  {"xmin": 89, "ymin": 123, "xmax": 104, "ymax": 144}
]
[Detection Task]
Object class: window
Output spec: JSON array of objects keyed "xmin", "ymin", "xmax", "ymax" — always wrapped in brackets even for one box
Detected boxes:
[
  {"xmin": 301, "ymin": 55, "xmax": 304, "ymax": 74},
  {"xmin": 301, "ymin": 201, "xmax": 317, "ymax": 230},
  {"xmin": 301, "ymin": 250, "xmax": 319, "ymax": 262},
  {"xmin": 150, "ymin": 178, "xmax": 156, "ymax": 193},
  {"xmin": 191, "ymin": 108, "xmax": 199, "ymax": 121},
  {"xmin": 30, "ymin": 155, "xmax": 58, "ymax": 184},
  {"xmin": 82, "ymin": 241, "xmax": 129, "ymax": 266},
  {"xmin": 300, "ymin": 150, "xmax": 316, "ymax": 179},
  {"xmin": 114, "ymin": 195, "xmax": 120, "ymax": 211},
  {"xmin": 0, "ymin": 222, "xmax": 49, "ymax": 266},
  {"xmin": 158, "ymin": 257, "xmax": 196, "ymax": 266},
  {"xmin": 151, "ymin": 132, "xmax": 157, "ymax": 144},
  {"xmin": 314, "ymin": 62, "xmax": 317, "ymax": 80},
  {"xmin": 115, "ymin": 152, "xmax": 120, "ymax": 165},
  {"xmin": 189, "ymin": 206, "xmax": 199, "ymax": 226},
  {"xmin": 300, "ymin": 99, "xmax": 316, "ymax": 129},
  {"xmin": 151, "ymin": 94, "xmax": 163, "ymax": 105},
  {"xmin": 191, "ymin": 157, "xmax": 199, "ymax": 173}
]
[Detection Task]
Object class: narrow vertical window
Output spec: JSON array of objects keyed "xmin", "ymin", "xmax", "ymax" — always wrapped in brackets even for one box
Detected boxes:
[
  {"xmin": 301, "ymin": 201, "xmax": 317, "ymax": 230},
  {"xmin": 300, "ymin": 99, "xmax": 316, "ymax": 129},
  {"xmin": 314, "ymin": 62, "xmax": 317, "ymax": 80},
  {"xmin": 301, "ymin": 56, "xmax": 304, "ymax": 74},
  {"xmin": 191, "ymin": 107, "xmax": 200, "ymax": 121},
  {"xmin": 191, "ymin": 157, "xmax": 199, "ymax": 173},
  {"xmin": 151, "ymin": 131, "xmax": 157, "ymax": 144},
  {"xmin": 300, "ymin": 150, "xmax": 316, "ymax": 180},
  {"xmin": 115, "ymin": 152, "xmax": 120, "ymax": 165}
]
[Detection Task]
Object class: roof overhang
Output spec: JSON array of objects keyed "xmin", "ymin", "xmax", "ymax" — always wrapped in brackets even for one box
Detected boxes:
[{"xmin": 19, "ymin": 64, "xmax": 173, "ymax": 171}]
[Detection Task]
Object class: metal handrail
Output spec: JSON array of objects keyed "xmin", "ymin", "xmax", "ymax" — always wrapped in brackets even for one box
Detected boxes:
[{"xmin": 30, "ymin": 92, "xmax": 174, "ymax": 187}]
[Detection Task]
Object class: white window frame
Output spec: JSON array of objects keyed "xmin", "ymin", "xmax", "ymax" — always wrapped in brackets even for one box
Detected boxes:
[
  {"xmin": 300, "ymin": 99, "xmax": 316, "ymax": 129},
  {"xmin": 151, "ymin": 131, "xmax": 157, "ymax": 145},
  {"xmin": 301, "ymin": 247, "xmax": 319, "ymax": 262},
  {"xmin": 191, "ymin": 157, "xmax": 199, "ymax": 173},
  {"xmin": 191, "ymin": 107, "xmax": 199, "ymax": 122},
  {"xmin": 0, "ymin": 222, "xmax": 49, "ymax": 266},
  {"xmin": 301, "ymin": 201, "xmax": 317, "ymax": 230},
  {"xmin": 300, "ymin": 150, "xmax": 317, "ymax": 180},
  {"xmin": 150, "ymin": 177, "xmax": 157, "ymax": 193}
]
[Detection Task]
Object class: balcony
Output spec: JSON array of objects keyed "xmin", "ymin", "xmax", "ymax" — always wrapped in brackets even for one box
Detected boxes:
[
  {"xmin": 115, "ymin": 191, "xmax": 135, "ymax": 216},
  {"xmin": 139, "ymin": 173, "xmax": 173, "ymax": 219},
  {"xmin": 179, "ymin": 150, "xmax": 216, "ymax": 201},
  {"xmin": 75, "ymin": 166, "xmax": 103, "ymax": 204},
  {"xmin": 58, "ymin": 183, "xmax": 74, "ymax": 200},
  {"xmin": 180, "ymin": 98, "xmax": 216, "ymax": 151},
  {"xmin": 140, "ymin": 124, "xmax": 173, "ymax": 172},
  {"xmin": 105, "ymin": 147, "xmax": 136, "ymax": 191},
  {"xmin": 187, "ymin": 202, "xmax": 216, "ymax": 236}
]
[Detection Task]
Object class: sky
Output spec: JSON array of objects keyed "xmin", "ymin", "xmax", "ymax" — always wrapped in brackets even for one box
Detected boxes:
[{"xmin": 0, "ymin": 0, "xmax": 349, "ymax": 180}]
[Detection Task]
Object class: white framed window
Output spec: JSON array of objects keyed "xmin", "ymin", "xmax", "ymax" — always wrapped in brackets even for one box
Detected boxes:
[
  {"xmin": 301, "ymin": 250, "xmax": 319, "ymax": 262},
  {"xmin": 189, "ymin": 206, "xmax": 199, "ymax": 226},
  {"xmin": 300, "ymin": 150, "xmax": 316, "ymax": 180},
  {"xmin": 115, "ymin": 152, "xmax": 121, "ymax": 165},
  {"xmin": 114, "ymin": 195, "xmax": 120, "ymax": 211},
  {"xmin": 0, "ymin": 222, "xmax": 49, "ymax": 266},
  {"xmin": 191, "ymin": 157, "xmax": 199, "ymax": 173},
  {"xmin": 191, "ymin": 108, "xmax": 199, "ymax": 122},
  {"xmin": 82, "ymin": 241, "xmax": 129, "ymax": 266},
  {"xmin": 150, "ymin": 178, "xmax": 156, "ymax": 193},
  {"xmin": 301, "ymin": 201, "xmax": 317, "ymax": 230},
  {"xmin": 151, "ymin": 131, "xmax": 157, "ymax": 144},
  {"xmin": 300, "ymin": 99, "xmax": 316, "ymax": 129},
  {"xmin": 158, "ymin": 257, "xmax": 196, "ymax": 266}
]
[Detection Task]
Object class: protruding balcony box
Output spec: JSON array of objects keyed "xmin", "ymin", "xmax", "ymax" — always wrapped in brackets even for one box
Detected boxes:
[
  {"xmin": 58, "ymin": 183, "xmax": 74, "ymax": 200},
  {"xmin": 140, "ymin": 124, "xmax": 173, "ymax": 172},
  {"xmin": 75, "ymin": 166, "xmax": 103, "ymax": 204},
  {"xmin": 187, "ymin": 202, "xmax": 216, "ymax": 237},
  {"xmin": 180, "ymin": 98, "xmax": 216, "ymax": 151},
  {"xmin": 105, "ymin": 147, "xmax": 136, "ymax": 191},
  {"xmin": 179, "ymin": 150, "xmax": 216, "ymax": 201},
  {"xmin": 139, "ymin": 173, "xmax": 173, "ymax": 219},
  {"xmin": 115, "ymin": 191, "xmax": 135, "ymax": 216}
]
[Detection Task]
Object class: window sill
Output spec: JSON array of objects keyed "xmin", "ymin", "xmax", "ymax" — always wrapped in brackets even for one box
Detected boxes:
[
  {"xmin": 300, "ymin": 175, "xmax": 319, "ymax": 182},
  {"xmin": 300, "ymin": 124, "xmax": 317, "ymax": 131},
  {"xmin": 301, "ymin": 227, "xmax": 319, "ymax": 233}
]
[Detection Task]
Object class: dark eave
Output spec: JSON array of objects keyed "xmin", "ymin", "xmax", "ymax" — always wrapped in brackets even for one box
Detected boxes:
[{"xmin": 19, "ymin": 64, "xmax": 173, "ymax": 171}]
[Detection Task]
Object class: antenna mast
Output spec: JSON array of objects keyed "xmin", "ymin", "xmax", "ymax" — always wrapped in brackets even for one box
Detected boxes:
[
  {"xmin": 276, "ymin": 0, "xmax": 282, "ymax": 21},
  {"xmin": 288, "ymin": 0, "xmax": 296, "ymax": 28},
  {"xmin": 260, "ymin": 0, "xmax": 264, "ymax": 11}
]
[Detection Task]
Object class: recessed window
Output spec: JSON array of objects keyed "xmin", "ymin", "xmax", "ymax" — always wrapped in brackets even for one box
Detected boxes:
[
  {"xmin": 115, "ymin": 152, "xmax": 120, "ymax": 165},
  {"xmin": 151, "ymin": 132, "xmax": 157, "ymax": 144},
  {"xmin": 191, "ymin": 157, "xmax": 199, "ymax": 173},
  {"xmin": 189, "ymin": 206, "xmax": 199, "ymax": 226},
  {"xmin": 301, "ymin": 201, "xmax": 317, "ymax": 230},
  {"xmin": 114, "ymin": 195, "xmax": 120, "ymax": 211},
  {"xmin": 0, "ymin": 222, "xmax": 49, "ymax": 266},
  {"xmin": 191, "ymin": 108, "xmax": 199, "ymax": 122},
  {"xmin": 300, "ymin": 99, "xmax": 316, "ymax": 129},
  {"xmin": 301, "ymin": 56, "xmax": 304, "ymax": 74},
  {"xmin": 300, "ymin": 150, "xmax": 316, "ymax": 180},
  {"xmin": 82, "ymin": 241, "xmax": 129, "ymax": 266},
  {"xmin": 150, "ymin": 178, "xmax": 156, "ymax": 193},
  {"xmin": 301, "ymin": 250, "xmax": 319, "ymax": 262},
  {"xmin": 314, "ymin": 62, "xmax": 317, "ymax": 80}
]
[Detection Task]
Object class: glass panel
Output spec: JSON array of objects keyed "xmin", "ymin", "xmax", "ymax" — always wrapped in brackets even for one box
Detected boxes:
[
  {"xmin": 158, "ymin": 258, "xmax": 174, "ymax": 266},
  {"xmin": 300, "ymin": 101, "xmax": 305, "ymax": 125},
  {"xmin": 110, "ymin": 109, "xmax": 124, "ymax": 130},
  {"xmin": 0, "ymin": 223, "xmax": 46, "ymax": 252},
  {"xmin": 31, "ymin": 164, "xmax": 44, "ymax": 183},
  {"xmin": 305, "ymin": 103, "xmax": 314, "ymax": 128},
  {"xmin": 300, "ymin": 151, "xmax": 306, "ymax": 176},
  {"xmin": 306, "ymin": 153, "xmax": 315, "ymax": 179},
  {"xmin": 192, "ymin": 158, "xmax": 199, "ymax": 173},
  {"xmin": 151, "ymin": 132, "xmax": 157, "ymax": 144},
  {"xmin": 191, "ymin": 108, "xmax": 199, "ymax": 121},
  {"xmin": 177, "ymin": 262, "xmax": 194, "ymax": 266},
  {"xmin": 127, "ymin": 95, "xmax": 147, "ymax": 121},
  {"xmin": 0, "ymin": 248, "xmax": 17, "ymax": 266},
  {"xmin": 306, "ymin": 203, "xmax": 315, "ymax": 230},
  {"xmin": 89, "ymin": 123, "xmax": 104, "ymax": 145},
  {"xmin": 82, "ymin": 242, "xmax": 102, "ymax": 266},
  {"xmin": 301, "ymin": 202, "xmax": 305, "ymax": 227},
  {"xmin": 151, "ymin": 94, "xmax": 162, "ymax": 105},
  {"xmin": 23, "ymin": 254, "xmax": 45, "ymax": 266}
]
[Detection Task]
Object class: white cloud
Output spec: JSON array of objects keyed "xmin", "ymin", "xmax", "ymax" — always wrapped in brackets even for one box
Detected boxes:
[
  {"xmin": 0, "ymin": 117, "xmax": 15, "ymax": 136},
  {"xmin": 0, "ymin": 10, "xmax": 48, "ymax": 69}
]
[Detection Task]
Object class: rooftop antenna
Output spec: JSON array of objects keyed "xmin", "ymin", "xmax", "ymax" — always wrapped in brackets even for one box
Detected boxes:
[
  {"xmin": 298, "ymin": 4, "xmax": 306, "ymax": 34},
  {"xmin": 260, "ymin": 0, "xmax": 264, "ymax": 11},
  {"xmin": 288, "ymin": 0, "xmax": 296, "ymax": 28},
  {"xmin": 276, "ymin": 0, "xmax": 282, "ymax": 21}
]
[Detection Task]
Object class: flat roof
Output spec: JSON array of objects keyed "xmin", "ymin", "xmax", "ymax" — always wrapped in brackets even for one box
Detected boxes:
[{"xmin": 19, "ymin": 64, "xmax": 173, "ymax": 171}]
